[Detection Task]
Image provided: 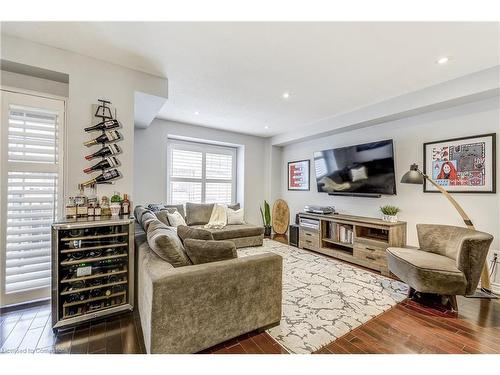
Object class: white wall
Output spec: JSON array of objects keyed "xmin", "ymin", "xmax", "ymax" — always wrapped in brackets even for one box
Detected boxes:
[
  {"xmin": 279, "ymin": 97, "xmax": 500, "ymax": 271},
  {"xmin": 1, "ymin": 35, "xmax": 167, "ymax": 200},
  {"xmin": 134, "ymin": 119, "xmax": 268, "ymax": 225}
]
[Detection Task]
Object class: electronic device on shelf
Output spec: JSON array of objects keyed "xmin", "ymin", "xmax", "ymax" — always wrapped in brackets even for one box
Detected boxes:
[
  {"xmin": 304, "ymin": 205, "xmax": 336, "ymax": 214},
  {"xmin": 51, "ymin": 217, "xmax": 134, "ymax": 332},
  {"xmin": 298, "ymin": 217, "xmax": 320, "ymax": 231}
]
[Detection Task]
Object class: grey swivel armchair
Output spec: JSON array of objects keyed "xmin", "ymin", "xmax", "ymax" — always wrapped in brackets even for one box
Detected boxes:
[{"xmin": 387, "ymin": 224, "xmax": 493, "ymax": 311}]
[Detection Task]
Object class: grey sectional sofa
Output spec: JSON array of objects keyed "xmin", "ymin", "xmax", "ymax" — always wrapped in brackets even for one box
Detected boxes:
[
  {"xmin": 133, "ymin": 203, "xmax": 282, "ymax": 353},
  {"xmin": 142, "ymin": 202, "xmax": 264, "ymax": 248}
]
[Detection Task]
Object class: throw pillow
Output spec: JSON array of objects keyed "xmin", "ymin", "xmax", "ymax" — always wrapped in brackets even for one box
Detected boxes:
[
  {"xmin": 164, "ymin": 204, "xmax": 185, "ymax": 218},
  {"xmin": 167, "ymin": 210, "xmax": 187, "ymax": 227},
  {"xmin": 183, "ymin": 239, "xmax": 237, "ymax": 265},
  {"xmin": 146, "ymin": 219, "xmax": 192, "ymax": 267},
  {"xmin": 177, "ymin": 225, "xmax": 214, "ymax": 243},
  {"xmin": 227, "ymin": 208, "xmax": 245, "ymax": 225},
  {"xmin": 147, "ymin": 203, "xmax": 166, "ymax": 212},
  {"xmin": 155, "ymin": 208, "xmax": 178, "ymax": 226},
  {"xmin": 350, "ymin": 166, "xmax": 368, "ymax": 182}
]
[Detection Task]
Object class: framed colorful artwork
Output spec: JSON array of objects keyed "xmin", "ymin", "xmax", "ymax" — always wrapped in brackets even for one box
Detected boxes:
[
  {"xmin": 288, "ymin": 159, "xmax": 310, "ymax": 191},
  {"xmin": 423, "ymin": 133, "xmax": 496, "ymax": 193}
]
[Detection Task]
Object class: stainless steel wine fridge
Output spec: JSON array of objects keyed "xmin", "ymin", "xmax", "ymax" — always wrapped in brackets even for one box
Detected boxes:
[{"xmin": 51, "ymin": 216, "xmax": 134, "ymax": 331}]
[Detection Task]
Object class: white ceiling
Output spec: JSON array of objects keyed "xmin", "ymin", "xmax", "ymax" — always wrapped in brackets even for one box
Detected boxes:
[{"xmin": 2, "ymin": 22, "xmax": 499, "ymax": 137}]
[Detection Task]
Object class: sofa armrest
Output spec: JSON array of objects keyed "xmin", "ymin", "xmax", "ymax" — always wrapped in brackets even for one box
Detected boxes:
[{"xmin": 144, "ymin": 252, "xmax": 282, "ymax": 353}]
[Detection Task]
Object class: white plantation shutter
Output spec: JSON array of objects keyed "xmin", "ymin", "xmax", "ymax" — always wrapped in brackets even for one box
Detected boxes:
[
  {"xmin": 6, "ymin": 172, "xmax": 57, "ymax": 294},
  {"xmin": 168, "ymin": 140, "xmax": 236, "ymax": 205},
  {"xmin": 1, "ymin": 91, "xmax": 64, "ymax": 306}
]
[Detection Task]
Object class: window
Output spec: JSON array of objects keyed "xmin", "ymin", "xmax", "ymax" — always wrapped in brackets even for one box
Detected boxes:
[
  {"xmin": 167, "ymin": 140, "xmax": 236, "ymax": 205},
  {"xmin": 1, "ymin": 91, "xmax": 65, "ymax": 307}
]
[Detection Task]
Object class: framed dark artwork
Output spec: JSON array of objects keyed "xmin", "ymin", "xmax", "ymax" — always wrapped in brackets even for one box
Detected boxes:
[
  {"xmin": 423, "ymin": 133, "xmax": 496, "ymax": 193},
  {"xmin": 288, "ymin": 160, "xmax": 310, "ymax": 191}
]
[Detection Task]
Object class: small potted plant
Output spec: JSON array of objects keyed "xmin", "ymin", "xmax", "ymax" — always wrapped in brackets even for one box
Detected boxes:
[
  {"xmin": 260, "ymin": 200, "xmax": 272, "ymax": 237},
  {"xmin": 380, "ymin": 205, "xmax": 400, "ymax": 223},
  {"xmin": 110, "ymin": 192, "xmax": 122, "ymax": 216}
]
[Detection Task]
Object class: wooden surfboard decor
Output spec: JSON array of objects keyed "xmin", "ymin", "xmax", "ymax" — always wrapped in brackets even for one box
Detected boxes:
[{"xmin": 272, "ymin": 199, "xmax": 290, "ymax": 235}]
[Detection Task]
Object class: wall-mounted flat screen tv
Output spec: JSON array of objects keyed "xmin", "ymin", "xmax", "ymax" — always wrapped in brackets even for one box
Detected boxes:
[{"xmin": 314, "ymin": 139, "xmax": 396, "ymax": 196}]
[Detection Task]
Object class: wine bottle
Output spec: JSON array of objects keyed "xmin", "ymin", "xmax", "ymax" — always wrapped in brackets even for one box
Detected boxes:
[
  {"xmin": 83, "ymin": 156, "xmax": 120, "ymax": 174},
  {"xmin": 84, "ymin": 119, "xmax": 120, "ymax": 133},
  {"xmin": 84, "ymin": 144, "xmax": 121, "ymax": 161},
  {"xmin": 66, "ymin": 292, "xmax": 86, "ymax": 303},
  {"xmin": 83, "ymin": 130, "xmax": 122, "ymax": 147},
  {"xmin": 81, "ymin": 169, "xmax": 121, "ymax": 187}
]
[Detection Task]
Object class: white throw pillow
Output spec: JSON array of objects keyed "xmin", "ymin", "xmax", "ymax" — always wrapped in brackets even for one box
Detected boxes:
[
  {"xmin": 350, "ymin": 166, "xmax": 368, "ymax": 182},
  {"xmin": 167, "ymin": 211, "xmax": 187, "ymax": 227},
  {"xmin": 227, "ymin": 208, "xmax": 245, "ymax": 225}
]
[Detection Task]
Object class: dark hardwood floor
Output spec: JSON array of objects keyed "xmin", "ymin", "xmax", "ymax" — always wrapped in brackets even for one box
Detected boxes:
[
  {"xmin": 2, "ymin": 291, "xmax": 498, "ymax": 354},
  {"xmin": 1, "ymin": 234, "xmax": 498, "ymax": 354}
]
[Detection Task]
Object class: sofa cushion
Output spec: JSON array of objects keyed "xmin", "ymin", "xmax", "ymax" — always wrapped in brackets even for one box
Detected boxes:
[
  {"xmin": 183, "ymin": 239, "xmax": 237, "ymax": 265},
  {"xmin": 177, "ymin": 225, "xmax": 214, "ymax": 243},
  {"xmin": 155, "ymin": 208, "xmax": 178, "ymax": 226},
  {"xmin": 228, "ymin": 203, "xmax": 240, "ymax": 211},
  {"xmin": 192, "ymin": 224, "xmax": 264, "ymax": 241},
  {"xmin": 387, "ymin": 247, "xmax": 467, "ymax": 295},
  {"xmin": 141, "ymin": 211, "xmax": 158, "ymax": 231},
  {"xmin": 134, "ymin": 205, "xmax": 152, "ymax": 224},
  {"xmin": 146, "ymin": 219, "xmax": 192, "ymax": 267},
  {"xmin": 186, "ymin": 203, "xmax": 215, "ymax": 225},
  {"xmin": 147, "ymin": 203, "xmax": 185, "ymax": 218}
]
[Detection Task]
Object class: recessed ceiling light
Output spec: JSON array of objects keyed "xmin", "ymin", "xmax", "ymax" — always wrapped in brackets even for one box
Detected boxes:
[
  {"xmin": 282, "ymin": 92, "xmax": 290, "ymax": 99},
  {"xmin": 264, "ymin": 126, "xmax": 269, "ymax": 129},
  {"xmin": 194, "ymin": 111, "xmax": 200, "ymax": 115},
  {"xmin": 437, "ymin": 56, "xmax": 449, "ymax": 65}
]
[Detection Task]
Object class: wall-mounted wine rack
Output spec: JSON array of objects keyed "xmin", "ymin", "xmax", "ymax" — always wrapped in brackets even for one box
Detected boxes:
[
  {"xmin": 51, "ymin": 216, "xmax": 134, "ymax": 331},
  {"xmin": 81, "ymin": 99, "xmax": 123, "ymax": 187}
]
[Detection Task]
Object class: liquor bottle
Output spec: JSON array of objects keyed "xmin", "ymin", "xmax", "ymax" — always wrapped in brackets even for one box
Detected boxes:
[
  {"xmin": 121, "ymin": 194, "xmax": 130, "ymax": 215},
  {"xmin": 65, "ymin": 197, "xmax": 77, "ymax": 218},
  {"xmin": 87, "ymin": 184, "xmax": 97, "ymax": 217},
  {"xmin": 84, "ymin": 144, "xmax": 121, "ymax": 161},
  {"xmin": 94, "ymin": 203, "xmax": 102, "ymax": 217},
  {"xmin": 83, "ymin": 156, "xmax": 120, "ymax": 174},
  {"xmin": 81, "ymin": 169, "xmax": 121, "ymax": 187},
  {"xmin": 101, "ymin": 196, "xmax": 111, "ymax": 216},
  {"xmin": 83, "ymin": 130, "xmax": 122, "ymax": 147},
  {"xmin": 84, "ymin": 119, "xmax": 120, "ymax": 133},
  {"xmin": 75, "ymin": 184, "xmax": 88, "ymax": 217}
]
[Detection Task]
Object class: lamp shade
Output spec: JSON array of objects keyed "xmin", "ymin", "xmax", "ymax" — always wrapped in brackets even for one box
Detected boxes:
[{"xmin": 400, "ymin": 164, "xmax": 424, "ymax": 184}]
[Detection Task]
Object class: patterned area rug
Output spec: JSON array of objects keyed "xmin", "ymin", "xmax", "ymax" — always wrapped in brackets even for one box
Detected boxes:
[{"xmin": 238, "ymin": 239, "xmax": 408, "ymax": 354}]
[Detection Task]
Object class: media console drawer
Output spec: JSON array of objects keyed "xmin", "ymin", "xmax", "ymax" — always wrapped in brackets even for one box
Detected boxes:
[{"xmin": 354, "ymin": 245, "xmax": 387, "ymax": 265}]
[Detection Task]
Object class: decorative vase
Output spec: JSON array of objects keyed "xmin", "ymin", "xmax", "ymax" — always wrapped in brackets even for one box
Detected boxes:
[
  {"xmin": 110, "ymin": 203, "xmax": 121, "ymax": 216},
  {"xmin": 264, "ymin": 226, "xmax": 272, "ymax": 237},
  {"xmin": 383, "ymin": 214, "xmax": 398, "ymax": 223}
]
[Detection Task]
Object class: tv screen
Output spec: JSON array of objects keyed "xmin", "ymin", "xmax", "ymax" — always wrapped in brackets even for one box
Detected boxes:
[{"xmin": 314, "ymin": 139, "xmax": 396, "ymax": 195}]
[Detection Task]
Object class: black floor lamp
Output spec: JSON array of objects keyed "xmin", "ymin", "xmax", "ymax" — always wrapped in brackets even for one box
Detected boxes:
[{"xmin": 401, "ymin": 163, "xmax": 497, "ymax": 299}]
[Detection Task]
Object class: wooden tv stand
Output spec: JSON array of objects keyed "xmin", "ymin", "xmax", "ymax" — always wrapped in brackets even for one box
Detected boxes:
[{"xmin": 298, "ymin": 212, "xmax": 406, "ymax": 276}]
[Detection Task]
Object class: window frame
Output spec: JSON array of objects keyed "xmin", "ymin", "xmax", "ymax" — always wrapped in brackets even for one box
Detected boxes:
[
  {"xmin": 1, "ymin": 88, "xmax": 66, "ymax": 307},
  {"xmin": 166, "ymin": 139, "xmax": 237, "ymax": 205}
]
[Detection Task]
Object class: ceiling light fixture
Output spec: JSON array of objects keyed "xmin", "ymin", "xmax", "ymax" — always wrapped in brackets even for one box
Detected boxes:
[
  {"xmin": 264, "ymin": 126, "xmax": 269, "ymax": 129},
  {"xmin": 194, "ymin": 111, "xmax": 200, "ymax": 115},
  {"xmin": 437, "ymin": 56, "xmax": 449, "ymax": 65},
  {"xmin": 282, "ymin": 92, "xmax": 290, "ymax": 99}
]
